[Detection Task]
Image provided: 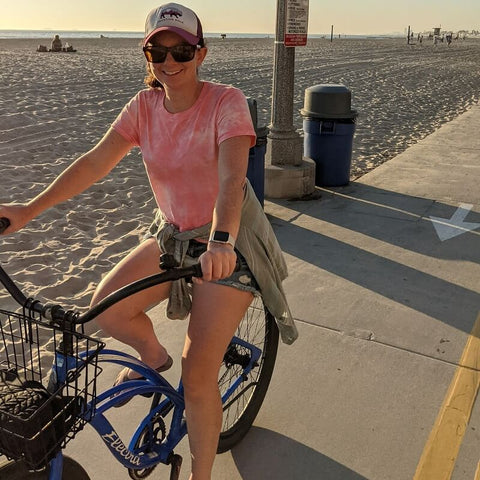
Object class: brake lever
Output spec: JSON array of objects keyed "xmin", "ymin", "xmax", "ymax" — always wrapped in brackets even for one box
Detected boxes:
[
  {"xmin": 159, "ymin": 253, "xmax": 178, "ymax": 270},
  {"xmin": 159, "ymin": 253, "xmax": 203, "ymax": 279}
]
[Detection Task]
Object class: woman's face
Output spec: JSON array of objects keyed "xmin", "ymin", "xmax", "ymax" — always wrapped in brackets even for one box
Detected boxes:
[{"xmin": 147, "ymin": 31, "xmax": 206, "ymax": 90}]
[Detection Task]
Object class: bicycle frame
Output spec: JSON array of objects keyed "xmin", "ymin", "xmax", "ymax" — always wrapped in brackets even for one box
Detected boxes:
[
  {"xmin": 90, "ymin": 351, "xmax": 186, "ymax": 469},
  {"xmin": 45, "ymin": 335, "xmax": 261, "ymax": 479}
]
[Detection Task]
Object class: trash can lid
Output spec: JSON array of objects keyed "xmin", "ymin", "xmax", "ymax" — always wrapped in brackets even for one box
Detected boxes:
[{"xmin": 301, "ymin": 84, "xmax": 357, "ymax": 119}]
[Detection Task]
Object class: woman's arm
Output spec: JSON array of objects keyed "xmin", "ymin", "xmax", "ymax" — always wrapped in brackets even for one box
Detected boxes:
[
  {"xmin": 198, "ymin": 135, "xmax": 251, "ymax": 282},
  {"xmin": 0, "ymin": 128, "xmax": 133, "ymax": 234},
  {"xmin": 212, "ymin": 135, "xmax": 251, "ymax": 243}
]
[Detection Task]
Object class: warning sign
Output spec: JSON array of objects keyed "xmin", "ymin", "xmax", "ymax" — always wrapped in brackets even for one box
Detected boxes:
[{"xmin": 284, "ymin": 0, "xmax": 309, "ymax": 47}]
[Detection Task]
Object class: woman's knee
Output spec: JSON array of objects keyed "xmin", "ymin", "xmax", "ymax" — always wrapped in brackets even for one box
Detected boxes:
[
  {"xmin": 89, "ymin": 239, "xmax": 169, "ymax": 329},
  {"xmin": 181, "ymin": 352, "xmax": 221, "ymax": 399}
]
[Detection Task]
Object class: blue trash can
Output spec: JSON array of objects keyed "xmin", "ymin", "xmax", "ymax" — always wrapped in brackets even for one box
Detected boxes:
[
  {"xmin": 246, "ymin": 98, "xmax": 268, "ymax": 206},
  {"xmin": 303, "ymin": 118, "xmax": 355, "ymax": 186},
  {"xmin": 247, "ymin": 130, "xmax": 267, "ymax": 206},
  {"xmin": 301, "ymin": 85, "xmax": 357, "ymax": 187}
]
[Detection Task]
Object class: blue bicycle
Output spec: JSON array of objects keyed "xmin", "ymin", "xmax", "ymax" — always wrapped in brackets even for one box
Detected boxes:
[{"xmin": 0, "ymin": 217, "xmax": 279, "ymax": 479}]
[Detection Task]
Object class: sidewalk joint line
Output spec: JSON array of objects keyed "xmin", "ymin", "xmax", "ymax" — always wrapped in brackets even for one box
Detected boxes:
[{"xmin": 294, "ymin": 316, "xmax": 480, "ymax": 373}]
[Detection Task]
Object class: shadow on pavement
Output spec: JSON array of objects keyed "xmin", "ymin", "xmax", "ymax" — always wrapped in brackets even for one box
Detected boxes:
[
  {"xmin": 268, "ymin": 183, "xmax": 480, "ymax": 335},
  {"xmin": 0, "ymin": 456, "xmax": 88, "ymax": 479},
  {"xmin": 231, "ymin": 426, "xmax": 368, "ymax": 480},
  {"xmin": 277, "ymin": 182, "xmax": 480, "ymax": 263}
]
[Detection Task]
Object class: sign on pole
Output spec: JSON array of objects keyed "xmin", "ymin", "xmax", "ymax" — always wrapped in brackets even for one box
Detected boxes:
[{"xmin": 284, "ymin": 0, "xmax": 309, "ymax": 47}]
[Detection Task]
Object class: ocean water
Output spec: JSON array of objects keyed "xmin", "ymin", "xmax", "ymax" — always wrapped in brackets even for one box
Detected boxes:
[
  {"xmin": 0, "ymin": 29, "xmax": 396, "ymax": 40},
  {"xmin": 0, "ymin": 30, "xmax": 145, "ymax": 39}
]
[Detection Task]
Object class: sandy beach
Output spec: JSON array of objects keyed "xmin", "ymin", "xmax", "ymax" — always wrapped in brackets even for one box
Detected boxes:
[{"xmin": 0, "ymin": 35, "xmax": 479, "ymax": 317}]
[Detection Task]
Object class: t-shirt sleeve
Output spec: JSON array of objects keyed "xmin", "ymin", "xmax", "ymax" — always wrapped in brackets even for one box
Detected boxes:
[
  {"xmin": 216, "ymin": 88, "xmax": 257, "ymax": 148},
  {"xmin": 111, "ymin": 92, "xmax": 142, "ymax": 146}
]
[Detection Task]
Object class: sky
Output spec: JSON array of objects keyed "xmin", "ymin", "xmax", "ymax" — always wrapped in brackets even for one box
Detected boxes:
[{"xmin": 1, "ymin": 0, "xmax": 479, "ymax": 35}]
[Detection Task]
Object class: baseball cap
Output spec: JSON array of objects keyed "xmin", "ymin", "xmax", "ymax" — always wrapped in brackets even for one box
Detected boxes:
[{"xmin": 144, "ymin": 3, "xmax": 204, "ymax": 47}]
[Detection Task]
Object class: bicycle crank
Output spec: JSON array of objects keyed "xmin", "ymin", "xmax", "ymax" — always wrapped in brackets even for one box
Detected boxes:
[
  {"xmin": 128, "ymin": 465, "xmax": 157, "ymax": 480},
  {"xmin": 168, "ymin": 454, "xmax": 183, "ymax": 480},
  {"xmin": 128, "ymin": 412, "xmax": 166, "ymax": 479}
]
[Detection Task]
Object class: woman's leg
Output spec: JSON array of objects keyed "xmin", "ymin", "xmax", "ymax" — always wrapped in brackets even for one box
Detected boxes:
[
  {"xmin": 90, "ymin": 237, "xmax": 172, "ymax": 372},
  {"xmin": 182, "ymin": 282, "xmax": 253, "ymax": 480}
]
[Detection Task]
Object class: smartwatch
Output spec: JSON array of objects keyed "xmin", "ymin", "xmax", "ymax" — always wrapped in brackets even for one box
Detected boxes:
[{"xmin": 209, "ymin": 230, "xmax": 235, "ymax": 248}]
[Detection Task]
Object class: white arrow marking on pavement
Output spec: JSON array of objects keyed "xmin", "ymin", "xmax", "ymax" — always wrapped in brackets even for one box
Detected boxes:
[{"xmin": 430, "ymin": 203, "xmax": 480, "ymax": 241}]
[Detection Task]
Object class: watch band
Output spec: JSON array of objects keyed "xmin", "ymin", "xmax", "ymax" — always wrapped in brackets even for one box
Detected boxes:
[{"xmin": 208, "ymin": 230, "xmax": 235, "ymax": 248}]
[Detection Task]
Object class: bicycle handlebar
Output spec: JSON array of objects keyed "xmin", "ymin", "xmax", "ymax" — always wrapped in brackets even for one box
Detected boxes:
[
  {"xmin": 0, "ymin": 218, "xmax": 27, "ymax": 304},
  {"xmin": 0, "ymin": 263, "xmax": 202, "ymax": 324},
  {"xmin": 0, "ymin": 217, "xmax": 240, "ymax": 326},
  {"xmin": 76, "ymin": 263, "xmax": 202, "ymax": 324},
  {"xmin": 0, "ymin": 264, "xmax": 28, "ymax": 307}
]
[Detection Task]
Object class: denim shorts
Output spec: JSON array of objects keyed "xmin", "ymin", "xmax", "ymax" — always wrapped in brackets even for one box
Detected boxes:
[{"xmin": 186, "ymin": 240, "xmax": 259, "ymax": 294}]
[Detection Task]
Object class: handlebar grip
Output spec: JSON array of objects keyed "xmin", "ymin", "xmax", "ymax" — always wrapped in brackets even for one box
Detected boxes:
[
  {"xmin": 0, "ymin": 218, "xmax": 10, "ymax": 234},
  {"xmin": 159, "ymin": 254, "xmax": 203, "ymax": 278},
  {"xmin": 191, "ymin": 263, "xmax": 203, "ymax": 278}
]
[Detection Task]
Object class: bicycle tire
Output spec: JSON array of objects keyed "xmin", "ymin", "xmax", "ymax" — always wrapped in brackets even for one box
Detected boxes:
[
  {"xmin": 217, "ymin": 295, "xmax": 279, "ymax": 453},
  {"xmin": 0, "ymin": 455, "xmax": 90, "ymax": 479}
]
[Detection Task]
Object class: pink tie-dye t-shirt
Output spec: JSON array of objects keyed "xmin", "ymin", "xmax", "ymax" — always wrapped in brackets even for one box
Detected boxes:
[{"xmin": 112, "ymin": 82, "xmax": 256, "ymax": 231}]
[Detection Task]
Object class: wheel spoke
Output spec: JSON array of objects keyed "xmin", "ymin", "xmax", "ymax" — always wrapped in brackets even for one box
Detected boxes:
[{"xmin": 217, "ymin": 295, "xmax": 279, "ymax": 452}]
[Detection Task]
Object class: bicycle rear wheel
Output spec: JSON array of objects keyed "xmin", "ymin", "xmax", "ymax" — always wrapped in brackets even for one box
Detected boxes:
[{"xmin": 217, "ymin": 295, "xmax": 279, "ymax": 453}]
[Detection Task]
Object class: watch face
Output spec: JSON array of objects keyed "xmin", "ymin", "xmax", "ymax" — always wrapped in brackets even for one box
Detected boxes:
[{"xmin": 213, "ymin": 231, "xmax": 230, "ymax": 242}]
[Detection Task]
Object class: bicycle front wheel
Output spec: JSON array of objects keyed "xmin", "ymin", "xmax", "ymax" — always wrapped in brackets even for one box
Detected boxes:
[{"xmin": 217, "ymin": 294, "xmax": 279, "ymax": 453}]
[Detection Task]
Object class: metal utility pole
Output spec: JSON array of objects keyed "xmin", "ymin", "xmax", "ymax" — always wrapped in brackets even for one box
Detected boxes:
[
  {"xmin": 264, "ymin": 0, "xmax": 315, "ymax": 198},
  {"xmin": 268, "ymin": 0, "xmax": 301, "ymax": 167}
]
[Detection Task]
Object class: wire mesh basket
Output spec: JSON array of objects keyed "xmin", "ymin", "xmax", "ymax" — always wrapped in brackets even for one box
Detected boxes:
[{"xmin": 0, "ymin": 306, "xmax": 105, "ymax": 470}]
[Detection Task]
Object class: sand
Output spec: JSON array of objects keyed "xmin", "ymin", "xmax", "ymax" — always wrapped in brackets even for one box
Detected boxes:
[{"xmin": 0, "ymin": 35, "xmax": 479, "ymax": 319}]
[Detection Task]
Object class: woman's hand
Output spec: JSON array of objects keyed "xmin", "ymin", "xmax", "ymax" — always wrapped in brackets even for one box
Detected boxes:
[
  {"xmin": 195, "ymin": 243, "xmax": 236, "ymax": 284},
  {"xmin": 0, "ymin": 203, "xmax": 35, "ymax": 235}
]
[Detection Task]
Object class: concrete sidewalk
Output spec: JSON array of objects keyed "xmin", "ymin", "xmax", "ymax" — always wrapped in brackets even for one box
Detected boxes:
[{"xmin": 64, "ymin": 103, "xmax": 480, "ymax": 480}]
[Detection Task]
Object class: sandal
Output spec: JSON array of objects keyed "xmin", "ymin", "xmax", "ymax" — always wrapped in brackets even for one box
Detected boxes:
[{"xmin": 112, "ymin": 355, "xmax": 173, "ymax": 408}]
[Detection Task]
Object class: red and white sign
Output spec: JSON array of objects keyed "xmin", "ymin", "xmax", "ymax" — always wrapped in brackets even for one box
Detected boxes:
[{"xmin": 284, "ymin": 0, "xmax": 309, "ymax": 47}]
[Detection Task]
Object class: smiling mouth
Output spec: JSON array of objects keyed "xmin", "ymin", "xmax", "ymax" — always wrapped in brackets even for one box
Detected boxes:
[{"xmin": 163, "ymin": 70, "xmax": 182, "ymax": 76}]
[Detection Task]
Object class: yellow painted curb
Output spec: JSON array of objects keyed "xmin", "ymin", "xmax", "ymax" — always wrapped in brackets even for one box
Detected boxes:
[
  {"xmin": 474, "ymin": 461, "xmax": 480, "ymax": 480},
  {"xmin": 414, "ymin": 313, "xmax": 480, "ymax": 480}
]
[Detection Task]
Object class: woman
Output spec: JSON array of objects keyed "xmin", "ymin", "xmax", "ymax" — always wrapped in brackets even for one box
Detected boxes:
[{"xmin": 0, "ymin": 3, "xmax": 297, "ymax": 479}]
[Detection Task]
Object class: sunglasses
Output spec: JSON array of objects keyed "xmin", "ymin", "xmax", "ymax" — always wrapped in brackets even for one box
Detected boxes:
[{"xmin": 143, "ymin": 44, "xmax": 200, "ymax": 63}]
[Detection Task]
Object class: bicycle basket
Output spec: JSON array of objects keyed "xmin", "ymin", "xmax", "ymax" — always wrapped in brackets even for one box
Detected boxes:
[{"xmin": 0, "ymin": 307, "xmax": 105, "ymax": 470}]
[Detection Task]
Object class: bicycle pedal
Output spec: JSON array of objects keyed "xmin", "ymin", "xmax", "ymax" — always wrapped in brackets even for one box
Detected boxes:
[{"xmin": 168, "ymin": 454, "xmax": 182, "ymax": 480}]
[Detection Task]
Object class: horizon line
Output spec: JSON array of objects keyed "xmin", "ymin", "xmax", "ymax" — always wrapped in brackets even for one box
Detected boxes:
[{"xmin": 1, "ymin": 27, "xmax": 477, "ymax": 36}]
